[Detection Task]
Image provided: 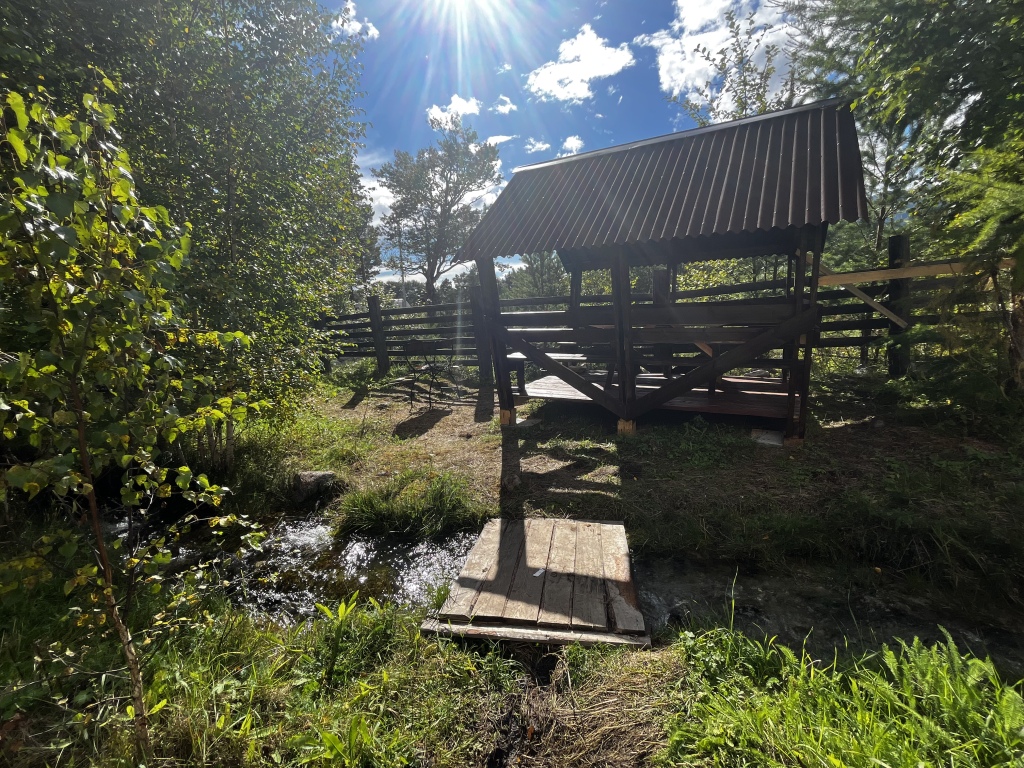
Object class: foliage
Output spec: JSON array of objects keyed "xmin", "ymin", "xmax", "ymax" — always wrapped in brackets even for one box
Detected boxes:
[
  {"xmin": 336, "ymin": 468, "xmax": 489, "ymax": 539},
  {"xmin": 373, "ymin": 116, "xmax": 502, "ymax": 303},
  {"xmin": 0, "ymin": 581, "xmax": 522, "ymax": 766},
  {"xmin": 785, "ymin": 0, "xmax": 1024, "ymax": 379},
  {"xmin": 664, "ymin": 629, "xmax": 1024, "ymax": 767},
  {"xmin": 500, "ymin": 251, "xmax": 568, "ymax": 300},
  {"xmin": 0, "ymin": 88, "xmax": 246, "ymax": 508},
  {"xmin": 0, "ymin": 87, "xmax": 261, "ymax": 760},
  {"xmin": 850, "ymin": 0, "xmax": 1024, "ymax": 154},
  {"xmin": 1, "ymin": 0, "xmax": 374, "ymax": 404},
  {"xmin": 942, "ymin": 139, "xmax": 1024, "ymax": 384},
  {"xmin": 674, "ymin": 10, "xmax": 798, "ymax": 127}
]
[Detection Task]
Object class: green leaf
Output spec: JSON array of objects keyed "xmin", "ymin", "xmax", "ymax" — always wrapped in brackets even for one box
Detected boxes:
[
  {"xmin": 6, "ymin": 92, "xmax": 29, "ymax": 131},
  {"xmin": 318, "ymin": 730, "xmax": 346, "ymax": 759},
  {"xmin": 46, "ymin": 192, "xmax": 78, "ymax": 220},
  {"xmin": 6, "ymin": 129, "xmax": 28, "ymax": 164},
  {"xmin": 149, "ymin": 698, "xmax": 168, "ymax": 714}
]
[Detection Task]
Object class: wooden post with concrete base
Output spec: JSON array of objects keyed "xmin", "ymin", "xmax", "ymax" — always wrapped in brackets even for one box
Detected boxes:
[
  {"xmin": 469, "ymin": 286, "xmax": 492, "ymax": 387},
  {"xmin": 367, "ymin": 294, "xmax": 390, "ymax": 378},
  {"xmin": 475, "ymin": 255, "xmax": 516, "ymax": 425},
  {"xmin": 887, "ymin": 234, "xmax": 912, "ymax": 379}
]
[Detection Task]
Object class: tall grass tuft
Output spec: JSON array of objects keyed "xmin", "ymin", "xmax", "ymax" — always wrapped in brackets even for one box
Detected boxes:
[
  {"xmin": 663, "ymin": 628, "xmax": 1024, "ymax": 767},
  {"xmin": 336, "ymin": 469, "xmax": 489, "ymax": 539}
]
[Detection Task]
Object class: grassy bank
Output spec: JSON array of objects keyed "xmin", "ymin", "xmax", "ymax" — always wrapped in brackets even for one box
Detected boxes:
[{"xmin": 1, "ymin": 578, "xmax": 1021, "ymax": 766}]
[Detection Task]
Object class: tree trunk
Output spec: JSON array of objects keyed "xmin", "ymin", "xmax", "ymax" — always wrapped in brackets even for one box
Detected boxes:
[
  {"xmin": 1010, "ymin": 289, "xmax": 1024, "ymax": 389},
  {"xmin": 71, "ymin": 381, "xmax": 152, "ymax": 763}
]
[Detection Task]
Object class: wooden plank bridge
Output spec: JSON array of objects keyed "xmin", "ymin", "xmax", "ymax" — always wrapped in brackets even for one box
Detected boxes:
[{"xmin": 422, "ymin": 519, "xmax": 650, "ymax": 647}]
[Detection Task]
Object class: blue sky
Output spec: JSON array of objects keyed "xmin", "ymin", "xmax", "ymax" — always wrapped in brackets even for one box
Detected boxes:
[{"xmin": 333, "ymin": 0, "xmax": 789, "ymax": 253}]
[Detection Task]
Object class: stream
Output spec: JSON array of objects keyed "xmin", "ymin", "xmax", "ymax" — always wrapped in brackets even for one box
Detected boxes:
[
  {"xmin": 232, "ymin": 514, "xmax": 1024, "ymax": 678},
  {"xmin": 235, "ymin": 517, "xmax": 476, "ymax": 617}
]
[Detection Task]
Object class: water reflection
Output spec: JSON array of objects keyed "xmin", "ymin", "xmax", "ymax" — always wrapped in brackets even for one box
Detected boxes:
[{"xmin": 236, "ymin": 517, "xmax": 475, "ymax": 618}]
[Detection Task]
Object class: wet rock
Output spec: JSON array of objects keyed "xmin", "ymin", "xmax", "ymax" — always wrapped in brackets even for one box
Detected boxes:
[{"xmin": 292, "ymin": 471, "xmax": 344, "ymax": 505}]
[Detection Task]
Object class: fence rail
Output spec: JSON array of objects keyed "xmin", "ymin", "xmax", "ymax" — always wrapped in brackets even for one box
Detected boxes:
[{"xmin": 324, "ymin": 260, "xmax": 1000, "ymax": 380}]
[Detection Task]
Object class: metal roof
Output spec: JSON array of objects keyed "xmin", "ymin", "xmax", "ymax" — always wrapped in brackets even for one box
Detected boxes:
[{"xmin": 465, "ymin": 99, "xmax": 868, "ymax": 264}]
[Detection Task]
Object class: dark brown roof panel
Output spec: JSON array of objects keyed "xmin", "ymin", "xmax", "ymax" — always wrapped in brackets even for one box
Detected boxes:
[{"xmin": 465, "ymin": 99, "xmax": 869, "ymax": 262}]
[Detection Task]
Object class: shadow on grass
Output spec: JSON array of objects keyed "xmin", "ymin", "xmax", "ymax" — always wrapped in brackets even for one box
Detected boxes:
[
  {"xmin": 341, "ymin": 389, "xmax": 368, "ymax": 409},
  {"xmin": 498, "ymin": 397, "xmax": 1024, "ymax": 602},
  {"xmin": 474, "ymin": 383, "xmax": 495, "ymax": 423},
  {"xmin": 393, "ymin": 408, "xmax": 452, "ymax": 439}
]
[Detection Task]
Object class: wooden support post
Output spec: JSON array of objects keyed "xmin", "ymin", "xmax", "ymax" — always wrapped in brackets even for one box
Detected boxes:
[
  {"xmin": 476, "ymin": 255, "xmax": 515, "ymax": 424},
  {"xmin": 469, "ymin": 286, "xmax": 492, "ymax": 386},
  {"xmin": 367, "ymin": 294, "xmax": 390, "ymax": 377},
  {"xmin": 887, "ymin": 234, "xmax": 912, "ymax": 378},
  {"xmin": 611, "ymin": 257, "xmax": 635, "ymax": 415},
  {"xmin": 569, "ymin": 269, "xmax": 583, "ymax": 310},
  {"xmin": 652, "ymin": 269, "xmax": 671, "ymax": 306},
  {"xmin": 785, "ymin": 240, "xmax": 809, "ymax": 439},
  {"xmin": 795, "ymin": 249, "xmax": 821, "ymax": 439},
  {"xmin": 652, "ymin": 268, "xmax": 673, "ymax": 377}
]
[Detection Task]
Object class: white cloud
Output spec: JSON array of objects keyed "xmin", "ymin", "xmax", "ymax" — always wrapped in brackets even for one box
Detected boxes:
[
  {"xmin": 485, "ymin": 135, "xmax": 517, "ymax": 146},
  {"xmin": 526, "ymin": 24, "xmax": 635, "ymax": 103},
  {"xmin": 491, "ymin": 95, "xmax": 518, "ymax": 115},
  {"xmin": 496, "ymin": 62, "xmax": 512, "ymax": 74},
  {"xmin": 524, "ymin": 138, "xmax": 551, "ymax": 154},
  {"xmin": 331, "ymin": 0, "xmax": 379, "ymax": 40},
  {"xmin": 426, "ymin": 93, "xmax": 482, "ymax": 122},
  {"xmin": 634, "ymin": 0, "xmax": 792, "ymax": 107},
  {"xmin": 465, "ymin": 159, "xmax": 506, "ymax": 209},
  {"xmin": 360, "ymin": 176, "xmax": 393, "ymax": 224},
  {"xmin": 559, "ymin": 135, "xmax": 585, "ymax": 156}
]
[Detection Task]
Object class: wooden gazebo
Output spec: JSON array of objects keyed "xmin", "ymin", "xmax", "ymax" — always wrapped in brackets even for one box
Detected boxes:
[{"xmin": 466, "ymin": 99, "xmax": 869, "ymax": 441}]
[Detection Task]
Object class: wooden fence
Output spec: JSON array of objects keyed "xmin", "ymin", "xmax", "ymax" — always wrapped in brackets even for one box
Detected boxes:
[{"xmin": 324, "ymin": 258, "xmax": 998, "ymax": 383}]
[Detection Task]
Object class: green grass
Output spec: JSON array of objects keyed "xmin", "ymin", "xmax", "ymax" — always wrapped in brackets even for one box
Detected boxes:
[
  {"xmin": 3, "ymin": 571, "xmax": 1021, "ymax": 767},
  {"xmin": 335, "ymin": 468, "xmax": 491, "ymax": 538},
  {"xmin": 219, "ymin": 401, "xmax": 394, "ymax": 515},
  {"xmin": 664, "ymin": 629, "xmax": 1024, "ymax": 767},
  {"xmin": 142, "ymin": 600, "xmax": 521, "ymax": 767}
]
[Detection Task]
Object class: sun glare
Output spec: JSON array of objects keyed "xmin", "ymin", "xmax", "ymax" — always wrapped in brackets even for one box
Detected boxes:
[{"xmin": 377, "ymin": 0, "xmax": 541, "ymax": 122}]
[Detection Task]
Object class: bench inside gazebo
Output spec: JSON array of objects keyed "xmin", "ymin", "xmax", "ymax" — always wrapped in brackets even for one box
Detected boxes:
[{"xmin": 467, "ymin": 98, "xmax": 868, "ymax": 442}]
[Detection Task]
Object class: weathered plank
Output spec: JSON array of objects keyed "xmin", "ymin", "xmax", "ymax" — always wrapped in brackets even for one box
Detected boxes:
[
  {"xmin": 571, "ymin": 522, "xmax": 608, "ymax": 630},
  {"xmin": 815, "ymin": 257, "xmax": 1016, "ymax": 286},
  {"xmin": 469, "ymin": 520, "xmax": 527, "ymax": 621},
  {"xmin": 538, "ymin": 521, "xmax": 578, "ymax": 627},
  {"xmin": 437, "ymin": 519, "xmax": 505, "ymax": 621},
  {"xmin": 421, "ymin": 618, "xmax": 650, "ymax": 648},
  {"xmin": 599, "ymin": 525, "xmax": 646, "ymax": 635},
  {"xmin": 502, "ymin": 519, "xmax": 556, "ymax": 625}
]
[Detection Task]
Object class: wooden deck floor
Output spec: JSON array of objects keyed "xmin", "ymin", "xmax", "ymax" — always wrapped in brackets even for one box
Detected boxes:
[
  {"xmin": 423, "ymin": 519, "xmax": 649, "ymax": 647},
  {"xmin": 525, "ymin": 374, "xmax": 795, "ymax": 420}
]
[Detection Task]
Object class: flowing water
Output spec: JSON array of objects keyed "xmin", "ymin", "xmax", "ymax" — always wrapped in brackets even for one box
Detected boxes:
[{"xmin": 234, "ymin": 516, "xmax": 476, "ymax": 617}]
